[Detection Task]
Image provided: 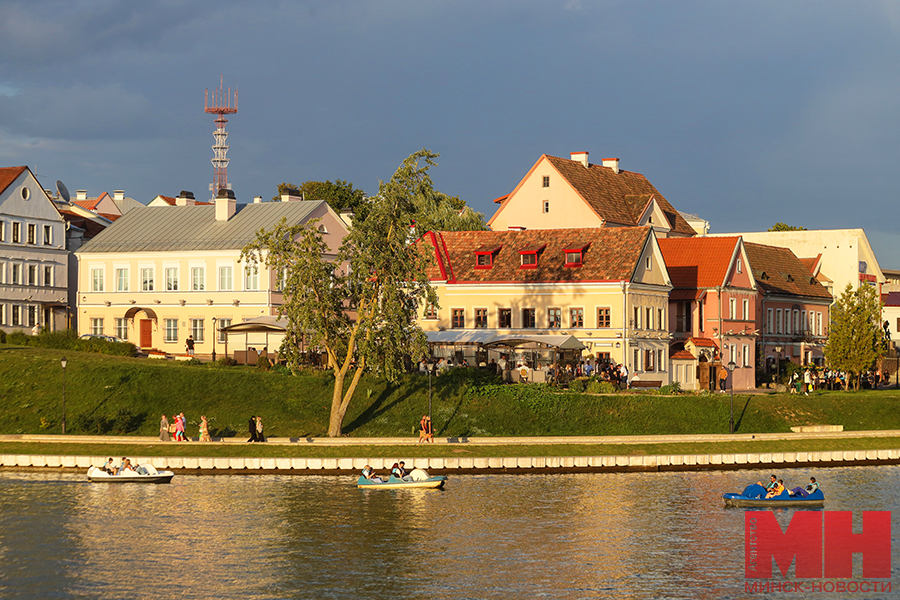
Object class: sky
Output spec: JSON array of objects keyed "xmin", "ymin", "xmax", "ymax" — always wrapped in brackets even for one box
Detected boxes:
[{"xmin": 2, "ymin": 1, "xmax": 900, "ymax": 266}]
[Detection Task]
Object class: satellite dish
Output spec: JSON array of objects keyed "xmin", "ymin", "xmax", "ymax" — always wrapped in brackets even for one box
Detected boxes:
[{"xmin": 56, "ymin": 180, "xmax": 70, "ymax": 203}]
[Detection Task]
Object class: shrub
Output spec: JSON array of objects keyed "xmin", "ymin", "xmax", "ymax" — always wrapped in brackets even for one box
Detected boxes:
[
  {"xmin": 586, "ymin": 380, "xmax": 618, "ymax": 394},
  {"xmin": 6, "ymin": 331, "xmax": 30, "ymax": 346},
  {"xmin": 659, "ymin": 381, "xmax": 682, "ymax": 395},
  {"xmin": 435, "ymin": 367, "xmax": 501, "ymax": 389},
  {"xmin": 271, "ymin": 363, "xmax": 292, "ymax": 375},
  {"xmin": 569, "ymin": 379, "xmax": 585, "ymax": 393},
  {"xmin": 257, "ymin": 356, "xmax": 271, "ymax": 371},
  {"xmin": 0, "ymin": 330, "xmax": 6, "ymax": 343},
  {"xmin": 217, "ymin": 356, "xmax": 238, "ymax": 367}
]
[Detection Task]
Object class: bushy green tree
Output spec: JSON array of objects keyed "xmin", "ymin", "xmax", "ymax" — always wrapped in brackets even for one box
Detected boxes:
[
  {"xmin": 273, "ymin": 180, "xmax": 369, "ymax": 219},
  {"xmin": 768, "ymin": 222, "xmax": 807, "ymax": 231},
  {"xmin": 825, "ymin": 283, "xmax": 883, "ymax": 390},
  {"xmin": 244, "ymin": 150, "xmax": 446, "ymax": 436}
]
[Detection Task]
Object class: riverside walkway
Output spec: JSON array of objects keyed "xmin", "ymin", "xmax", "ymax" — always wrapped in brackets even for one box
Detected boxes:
[{"xmin": 2, "ymin": 431, "xmax": 900, "ymax": 475}]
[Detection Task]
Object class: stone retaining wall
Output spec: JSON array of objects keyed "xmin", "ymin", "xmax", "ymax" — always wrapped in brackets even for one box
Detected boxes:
[{"xmin": 4, "ymin": 449, "xmax": 900, "ymax": 474}]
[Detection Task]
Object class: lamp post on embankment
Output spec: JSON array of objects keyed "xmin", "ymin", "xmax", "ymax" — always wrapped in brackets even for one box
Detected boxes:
[
  {"xmin": 728, "ymin": 359, "xmax": 736, "ymax": 434},
  {"xmin": 60, "ymin": 356, "xmax": 67, "ymax": 435}
]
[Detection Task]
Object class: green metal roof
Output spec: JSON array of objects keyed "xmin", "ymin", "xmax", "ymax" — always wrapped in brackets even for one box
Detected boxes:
[{"xmin": 76, "ymin": 201, "xmax": 326, "ymax": 253}]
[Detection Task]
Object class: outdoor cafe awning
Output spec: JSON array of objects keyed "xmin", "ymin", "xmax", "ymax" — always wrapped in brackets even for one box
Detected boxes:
[
  {"xmin": 219, "ymin": 316, "xmax": 289, "ymax": 334},
  {"xmin": 425, "ymin": 330, "xmax": 585, "ymax": 351}
]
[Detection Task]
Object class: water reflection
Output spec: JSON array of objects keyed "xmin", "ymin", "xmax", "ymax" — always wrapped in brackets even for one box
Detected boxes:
[{"xmin": 0, "ymin": 467, "xmax": 898, "ymax": 599}]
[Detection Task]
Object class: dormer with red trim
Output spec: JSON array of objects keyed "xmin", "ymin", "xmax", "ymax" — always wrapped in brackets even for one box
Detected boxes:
[
  {"xmin": 474, "ymin": 244, "xmax": 502, "ymax": 270},
  {"xmin": 564, "ymin": 242, "xmax": 590, "ymax": 267},
  {"xmin": 519, "ymin": 243, "xmax": 546, "ymax": 269}
]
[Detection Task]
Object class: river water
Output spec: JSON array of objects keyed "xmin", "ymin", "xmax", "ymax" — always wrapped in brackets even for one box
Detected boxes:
[{"xmin": 0, "ymin": 466, "xmax": 898, "ymax": 599}]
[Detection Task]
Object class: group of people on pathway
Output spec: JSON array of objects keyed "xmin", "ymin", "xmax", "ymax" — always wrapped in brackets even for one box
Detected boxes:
[
  {"xmin": 418, "ymin": 414, "xmax": 433, "ymax": 443},
  {"xmin": 159, "ymin": 413, "xmax": 212, "ymax": 442},
  {"xmin": 757, "ymin": 473, "xmax": 819, "ymax": 498}
]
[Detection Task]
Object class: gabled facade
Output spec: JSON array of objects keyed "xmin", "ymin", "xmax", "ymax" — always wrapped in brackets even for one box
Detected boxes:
[
  {"xmin": 0, "ymin": 166, "xmax": 69, "ymax": 333},
  {"xmin": 744, "ymin": 242, "xmax": 832, "ymax": 369},
  {"xmin": 75, "ymin": 191, "xmax": 349, "ymax": 355},
  {"xmin": 487, "ymin": 151, "xmax": 696, "ymax": 238},
  {"xmin": 418, "ymin": 226, "xmax": 674, "ymax": 383},
  {"xmin": 658, "ymin": 236, "xmax": 757, "ymax": 390}
]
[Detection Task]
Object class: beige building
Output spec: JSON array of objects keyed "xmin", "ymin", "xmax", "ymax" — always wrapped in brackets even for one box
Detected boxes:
[
  {"xmin": 418, "ymin": 226, "xmax": 673, "ymax": 384},
  {"xmin": 74, "ymin": 190, "xmax": 348, "ymax": 356},
  {"xmin": 487, "ymin": 151, "xmax": 696, "ymax": 238}
]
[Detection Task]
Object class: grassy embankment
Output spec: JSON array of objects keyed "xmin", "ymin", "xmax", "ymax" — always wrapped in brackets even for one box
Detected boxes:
[{"xmin": 2, "ymin": 344, "xmax": 900, "ymax": 458}]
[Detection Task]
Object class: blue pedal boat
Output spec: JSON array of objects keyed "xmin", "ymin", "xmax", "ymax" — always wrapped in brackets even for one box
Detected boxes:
[
  {"xmin": 723, "ymin": 483, "xmax": 824, "ymax": 508},
  {"xmin": 357, "ymin": 470, "xmax": 447, "ymax": 489}
]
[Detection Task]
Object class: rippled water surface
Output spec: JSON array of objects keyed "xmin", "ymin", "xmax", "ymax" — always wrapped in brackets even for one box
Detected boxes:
[{"xmin": 1, "ymin": 467, "xmax": 898, "ymax": 599}]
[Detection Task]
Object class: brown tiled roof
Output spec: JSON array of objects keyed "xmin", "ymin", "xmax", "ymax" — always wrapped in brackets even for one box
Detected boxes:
[
  {"xmin": 421, "ymin": 227, "xmax": 653, "ymax": 284},
  {"xmin": 882, "ymin": 292, "xmax": 900, "ymax": 307},
  {"xmin": 743, "ymin": 242, "xmax": 832, "ymax": 301},
  {"xmin": 690, "ymin": 337, "xmax": 718, "ymax": 348},
  {"xmin": 58, "ymin": 210, "xmax": 109, "ymax": 238},
  {"xmin": 658, "ymin": 237, "xmax": 741, "ymax": 290},
  {"xmin": 0, "ymin": 166, "xmax": 28, "ymax": 195},
  {"xmin": 670, "ymin": 350, "xmax": 696, "ymax": 360},
  {"xmin": 543, "ymin": 155, "xmax": 696, "ymax": 236}
]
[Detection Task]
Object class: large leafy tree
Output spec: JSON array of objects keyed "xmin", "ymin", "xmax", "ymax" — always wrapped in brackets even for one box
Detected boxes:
[
  {"xmin": 243, "ymin": 150, "xmax": 448, "ymax": 436},
  {"xmin": 824, "ymin": 283, "xmax": 884, "ymax": 390}
]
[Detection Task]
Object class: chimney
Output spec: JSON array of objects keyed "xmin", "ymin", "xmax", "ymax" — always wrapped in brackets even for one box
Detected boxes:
[
  {"xmin": 113, "ymin": 190, "xmax": 125, "ymax": 201},
  {"xmin": 215, "ymin": 189, "xmax": 236, "ymax": 221},
  {"xmin": 570, "ymin": 152, "xmax": 589, "ymax": 168},
  {"xmin": 602, "ymin": 158, "xmax": 620, "ymax": 174},
  {"xmin": 253, "ymin": 195, "xmax": 263, "ymax": 204},
  {"xmin": 76, "ymin": 190, "xmax": 87, "ymax": 200},
  {"xmin": 175, "ymin": 190, "xmax": 196, "ymax": 206},
  {"xmin": 280, "ymin": 187, "xmax": 302, "ymax": 202}
]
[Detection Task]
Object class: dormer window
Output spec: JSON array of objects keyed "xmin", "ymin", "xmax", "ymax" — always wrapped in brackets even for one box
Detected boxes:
[
  {"xmin": 564, "ymin": 243, "xmax": 588, "ymax": 267},
  {"xmin": 519, "ymin": 244, "xmax": 545, "ymax": 269},
  {"xmin": 542, "ymin": 176, "xmax": 550, "ymax": 187},
  {"xmin": 474, "ymin": 244, "xmax": 501, "ymax": 270}
]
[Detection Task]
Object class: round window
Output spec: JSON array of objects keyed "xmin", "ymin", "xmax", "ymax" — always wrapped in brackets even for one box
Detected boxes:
[{"xmin": 21, "ymin": 187, "xmax": 30, "ymax": 200}]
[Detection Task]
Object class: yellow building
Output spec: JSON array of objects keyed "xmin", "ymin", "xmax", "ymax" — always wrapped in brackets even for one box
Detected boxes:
[
  {"xmin": 74, "ymin": 190, "xmax": 348, "ymax": 356},
  {"xmin": 418, "ymin": 226, "xmax": 673, "ymax": 384},
  {"xmin": 487, "ymin": 151, "xmax": 696, "ymax": 238}
]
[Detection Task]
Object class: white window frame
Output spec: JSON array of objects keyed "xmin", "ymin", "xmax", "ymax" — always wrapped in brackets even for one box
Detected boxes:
[
  {"xmin": 191, "ymin": 266, "xmax": 206, "ymax": 291},
  {"xmin": 217, "ymin": 318, "xmax": 231, "ymax": 343},
  {"xmin": 116, "ymin": 267, "xmax": 129, "ymax": 292},
  {"xmin": 164, "ymin": 318, "xmax": 178, "ymax": 343},
  {"xmin": 91, "ymin": 267, "xmax": 104, "ymax": 292},
  {"xmin": 729, "ymin": 298, "xmax": 736, "ymax": 320},
  {"xmin": 141, "ymin": 266, "xmax": 155, "ymax": 292},
  {"xmin": 244, "ymin": 265, "xmax": 259, "ymax": 291},
  {"xmin": 116, "ymin": 318, "xmax": 128, "ymax": 341},
  {"xmin": 742, "ymin": 344, "xmax": 750, "ymax": 368},
  {"xmin": 767, "ymin": 308, "xmax": 773, "ymax": 334},
  {"xmin": 218, "ymin": 265, "xmax": 233, "ymax": 291},
  {"xmin": 43, "ymin": 265, "xmax": 53, "ymax": 288},
  {"xmin": 742, "ymin": 299, "xmax": 749, "ymax": 321},
  {"xmin": 165, "ymin": 266, "xmax": 179, "ymax": 291},
  {"xmin": 90, "ymin": 317, "xmax": 104, "ymax": 335},
  {"xmin": 191, "ymin": 318, "xmax": 205, "ymax": 342}
]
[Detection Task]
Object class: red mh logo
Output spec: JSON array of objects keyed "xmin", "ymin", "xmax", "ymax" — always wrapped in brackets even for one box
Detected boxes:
[{"xmin": 746, "ymin": 511, "xmax": 891, "ymax": 579}]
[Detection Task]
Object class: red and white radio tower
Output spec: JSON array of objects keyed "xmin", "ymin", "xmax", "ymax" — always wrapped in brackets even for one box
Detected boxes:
[{"xmin": 204, "ymin": 76, "xmax": 238, "ymax": 199}]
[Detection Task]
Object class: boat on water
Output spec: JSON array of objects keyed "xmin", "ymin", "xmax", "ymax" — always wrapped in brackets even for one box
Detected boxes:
[
  {"xmin": 357, "ymin": 468, "xmax": 447, "ymax": 490},
  {"xmin": 723, "ymin": 483, "xmax": 824, "ymax": 508},
  {"xmin": 87, "ymin": 464, "xmax": 175, "ymax": 484}
]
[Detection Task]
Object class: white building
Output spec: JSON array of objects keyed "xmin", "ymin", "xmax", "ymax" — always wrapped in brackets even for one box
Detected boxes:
[{"xmin": 0, "ymin": 166, "xmax": 69, "ymax": 332}]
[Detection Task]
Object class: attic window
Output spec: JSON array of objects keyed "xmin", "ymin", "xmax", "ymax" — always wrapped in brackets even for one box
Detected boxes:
[
  {"xmin": 781, "ymin": 272, "xmax": 794, "ymax": 283},
  {"xmin": 519, "ymin": 244, "xmax": 545, "ymax": 269},
  {"xmin": 564, "ymin": 243, "xmax": 589, "ymax": 268},
  {"xmin": 474, "ymin": 244, "xmax": 501, "ymax": 270},
  {"xmin": 542, "ymin": 176, "xmax": 550, "ymax": 188}
]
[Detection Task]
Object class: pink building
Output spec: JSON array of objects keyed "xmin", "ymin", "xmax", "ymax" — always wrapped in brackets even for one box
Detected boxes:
[{"xmin": 658, "ymin": 236, "xmax": 757, "ymax": 390}]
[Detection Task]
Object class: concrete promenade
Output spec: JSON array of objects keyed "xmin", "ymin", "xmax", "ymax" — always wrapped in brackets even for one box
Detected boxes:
[{"xmin": 2, "ymin": 431, "xmax": 900, "ymax": 475}]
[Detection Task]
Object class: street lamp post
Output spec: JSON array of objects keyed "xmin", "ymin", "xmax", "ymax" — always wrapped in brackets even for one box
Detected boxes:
[
  {"xmin": 60, "ymin": 357, "xmax": 67, "ymax": 435},
  {"xmin": 211, "ymin": 317, "xmax": 218, "ymax": 362},
  {"xmin": 727, "ymin": 360, "xmax": 736, "ymax": 434},
  {"xmin": 773, "ymin": 345, "xmax": 782, "ymax": 385}
]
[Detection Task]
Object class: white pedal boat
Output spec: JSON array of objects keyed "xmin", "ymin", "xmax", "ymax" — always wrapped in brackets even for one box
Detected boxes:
[{"xmin": 87, "ymin": 464, "xmax": 175, "ymax": 484}]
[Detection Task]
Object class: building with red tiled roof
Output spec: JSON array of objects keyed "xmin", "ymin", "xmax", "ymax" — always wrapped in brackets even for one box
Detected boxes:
[
  {"xmin": 0, "ymin": 166, "xmax": 69, "ymax": 333},
  {"xmin": 418, "ymin": 226, "xmax": 674, "ymax": 384},
  {"xmin": 658, "ymin": 236, "xmax": 757, "ymax": 390},
  {"xmin": 487, "ymin": 151, "xmax": 696, "ymax": 238},
  {"xmin": 744, "ymin": 242, "xmax": 831, "ymax": 370}
]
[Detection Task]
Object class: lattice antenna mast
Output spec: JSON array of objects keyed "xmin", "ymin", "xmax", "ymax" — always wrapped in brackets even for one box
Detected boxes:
[{"xmin": 204, "ymin": 75, "xmax": 238, "ymax": 199}]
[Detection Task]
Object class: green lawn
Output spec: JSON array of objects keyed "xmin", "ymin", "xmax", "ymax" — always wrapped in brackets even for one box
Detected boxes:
[{"xmin": 3, "ymin": 343, "xmax": 900, "ymax": 442}]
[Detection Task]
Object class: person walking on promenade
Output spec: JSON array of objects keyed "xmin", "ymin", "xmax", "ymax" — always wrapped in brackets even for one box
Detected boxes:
[
  {"xmin": 199, "ymin": 416, "xmax": 212, "ymax": 442},
  {"xmin": 186, "ymin": 335, "xmax": 195, "ymax": 356},
  {"xmin": 247, "ymin": 416, "xmax": 258, "ymax": 442},
  {"xmin": 174, "ymin": 413, "xmax": 185, "ymax": 441},
  {"xmin": 256, "ymin": 416, "xmax": 266, "ymax": 443},
  {"xmin": 159, "ymin": 414, "xmax": 170, "ymax": 442},
  {"xmin": 718, "ymin": 364, "xmax": 728, "ymax": 393},
  {"xmin": 418, "ymin": 415, "xmax": 428, "ymax": 443},
  {"xmin": 424, "ymin": 416, "xmax": 434, "ymax": 443}
]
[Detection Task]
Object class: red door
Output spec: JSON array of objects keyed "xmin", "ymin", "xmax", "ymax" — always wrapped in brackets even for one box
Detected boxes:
[{"xmin": 140, "ymin": 320, "xmax": 153, "ymax": 348}]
